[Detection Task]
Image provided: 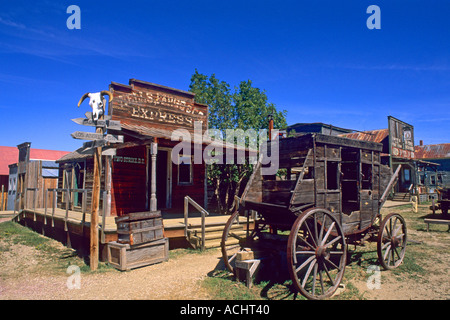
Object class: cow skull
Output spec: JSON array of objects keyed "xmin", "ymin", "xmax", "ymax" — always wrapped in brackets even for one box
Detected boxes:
[{"xmin": 77, "ymin": 91, "xmax": 113, "ymax": 121}]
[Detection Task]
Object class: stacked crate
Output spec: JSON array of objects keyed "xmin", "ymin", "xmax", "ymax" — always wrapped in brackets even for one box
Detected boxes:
[{"xmin": 107, "ymin": 211, "xmax": 168, "ymax": 271}]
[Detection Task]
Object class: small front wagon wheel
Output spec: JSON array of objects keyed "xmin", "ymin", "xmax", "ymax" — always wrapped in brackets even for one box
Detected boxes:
[
  {"xmin": 377, "ymin": 213, "xmax": 407, "ymax": 270},
  {"xmin": 287, "ymin": 208, "xmax": 347, "ymax": 300},
  {"xmin": 221, "ymin": 210, "xmax": 260, "ymax": 274}
]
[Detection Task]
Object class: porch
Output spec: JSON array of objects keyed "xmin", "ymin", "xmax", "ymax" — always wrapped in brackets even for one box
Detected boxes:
[{"xmin": 12, "ymin": 190, "xmax": 239, "ymax": 260}]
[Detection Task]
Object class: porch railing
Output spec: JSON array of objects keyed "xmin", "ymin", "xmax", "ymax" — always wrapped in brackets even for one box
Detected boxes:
[
  {"xmin": 17, "ymin": 187, "xmax": 108, "ymax": 243},
  {"xmin": 184, "ymin": 195, "xmax": 209, "ymax": 251}
]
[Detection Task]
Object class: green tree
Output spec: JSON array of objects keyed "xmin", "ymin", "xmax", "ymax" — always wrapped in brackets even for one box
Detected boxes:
[{"xmin": 189, "ymin": 70, "xmax": 287, "ymax": 214}]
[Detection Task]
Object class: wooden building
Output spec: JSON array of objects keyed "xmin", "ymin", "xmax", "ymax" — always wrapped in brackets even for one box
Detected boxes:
[
  {"xmin": 340, "ymin": 116, "xmax": 417, "ymax": 201},
  {"xmin": 0, "ymin": 143, "xmax": 70, "ymax": 211},
  {"xmin": 415, "ymin": 141, "xmax": 450, "ymax": 196},
  {"xmin": 56, "ymin": 79, "xmax": 210, "ymax": 218}
]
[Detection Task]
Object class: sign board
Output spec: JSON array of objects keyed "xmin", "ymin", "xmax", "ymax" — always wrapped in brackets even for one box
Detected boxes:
[
  {"xmin": 71, "ymin": 131, "xmax": 104, "ymax": 141},
  {"xmin": 104, "ymin": 134, "xmax": 124, "ymax": 143},
  {"xmin": 388, "ymin": 116, "xmax": 415, "ymax": 159},
  {"xmin": 82, "ymin": 140, "xmax": 107, "ymax": 149},
  {"xmin": 110, "ymin": 79, "xmax": 208, "ymax": 132},
  {"xmin": 72, "ymin": 118, "xmax": 122, "ymax": 130}
]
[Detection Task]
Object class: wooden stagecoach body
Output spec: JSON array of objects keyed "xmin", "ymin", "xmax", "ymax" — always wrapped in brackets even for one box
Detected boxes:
[
  {"xmin": 241, "ymin": 133, "xmax": 395, "ymax": 234},
  {"xmin": 221, "ymin": 133, "xmax": 407, "ymax": 300}
]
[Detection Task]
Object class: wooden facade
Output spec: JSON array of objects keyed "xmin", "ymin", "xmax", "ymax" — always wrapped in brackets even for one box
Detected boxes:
[{"xmin": 57, "ymin": 79, "xmax": 209, "ymax": 217}]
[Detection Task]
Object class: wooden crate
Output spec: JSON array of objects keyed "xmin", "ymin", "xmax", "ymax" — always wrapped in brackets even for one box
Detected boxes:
[
  {"xmin": 116, "ymin": 211, "xmax": 164, "ymax": 245},
  {"xmin": 107, "ymin": 238, "xmax": 169, "ymax": 271}
]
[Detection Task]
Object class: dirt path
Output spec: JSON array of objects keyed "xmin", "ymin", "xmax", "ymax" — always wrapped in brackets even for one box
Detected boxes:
[
  {"xmin": 0, "ymin": 244, "xmax": 223, "ymax": 300},
  {"xmin": 1, "ymin": 205, "xmax": 449, "ymax": 300}
]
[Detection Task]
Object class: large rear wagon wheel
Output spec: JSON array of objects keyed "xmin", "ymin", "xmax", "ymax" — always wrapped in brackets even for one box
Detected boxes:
[
  {"xmin": 377, "ymin": 213, "xmax": 407, "ymax": 270},
  {"xmin": 221, "ymin": 210, "xmax": 262, "ymax": 274},
  {"xmin": 287, "ymin": 208, "xmax": 347, "ymax": 300}
]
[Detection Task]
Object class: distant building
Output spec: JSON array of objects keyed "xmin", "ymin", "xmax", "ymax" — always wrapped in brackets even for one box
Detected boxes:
[
  {"xmin": 0, "ymin": 143, "xmax": 69, "ymax": 210},
  {"xmin": 287, "ymin": 122, "xmax": 353, "ymax": 136},
  {"xmin": 340, "ymin": 117, "xmax": 417, "ymax": 201},
  {"xmin": 414, "ymin": 141, "xmax": 450, "ymax": 190}
]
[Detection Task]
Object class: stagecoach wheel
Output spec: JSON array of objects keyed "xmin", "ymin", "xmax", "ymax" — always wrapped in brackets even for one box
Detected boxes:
[
  {"xmin": 377, "ymin": 213, "xmax": 407, "ymax": 270},
  {"xmin": 221, "ymin": 210, "xmax": 261, "ymax": 274},
  {"xmin": 287, "ymin": 208, "xmax": 347, "ymax": 300}
]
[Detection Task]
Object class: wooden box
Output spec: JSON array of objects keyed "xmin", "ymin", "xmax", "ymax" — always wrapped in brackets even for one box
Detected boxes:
[
  {"xmin": 107, "ymin": 238, "xmax": 169, "ymax": 271},
  {"xmin": 116, "ymin": 211, "xmax": 164, "ymax": 245}
]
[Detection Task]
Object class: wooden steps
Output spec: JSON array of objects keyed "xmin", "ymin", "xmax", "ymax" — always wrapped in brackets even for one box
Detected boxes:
[
  {"xmin": 391, "ymin": 192, "xmax": 410, "ymax": 202},
  {"xmin": 187, "ymin": 220, "xmax": 250, "ymax": 249}
]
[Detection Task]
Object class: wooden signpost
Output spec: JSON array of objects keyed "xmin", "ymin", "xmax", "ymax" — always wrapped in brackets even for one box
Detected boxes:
[{"xmin": 71, "ymin": 98, "xmax": 122, "ymax": 271}]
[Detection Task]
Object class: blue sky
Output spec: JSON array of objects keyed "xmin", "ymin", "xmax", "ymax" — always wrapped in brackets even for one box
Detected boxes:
[{"xmin": 0, "ymin": 0, "xmax": 449, "ymax": 151}]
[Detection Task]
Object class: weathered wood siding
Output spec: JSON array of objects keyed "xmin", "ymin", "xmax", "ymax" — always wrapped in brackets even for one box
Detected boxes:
[{"xmin": 111, "ymin": 145, "xmax": 147, "ymax": 216}]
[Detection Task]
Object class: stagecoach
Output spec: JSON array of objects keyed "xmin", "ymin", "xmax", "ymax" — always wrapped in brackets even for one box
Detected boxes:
[{"xmin": 221, "ymin": 133, "xmax": 407, "ymax": 300}]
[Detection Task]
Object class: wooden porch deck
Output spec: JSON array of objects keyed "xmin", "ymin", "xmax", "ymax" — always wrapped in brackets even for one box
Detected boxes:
[{"xmin": 16, "ymin": 207, "xmax": 232, "ymax": 241}]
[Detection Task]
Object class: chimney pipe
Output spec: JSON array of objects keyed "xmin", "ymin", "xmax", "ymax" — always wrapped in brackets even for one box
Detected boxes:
[
  {"xmin": 268, "ymin": 114, "xmax": 274, "ymax": 141},
  {"xmin": 420, "ymin": 140, "xmax": 423, "ymax": 146}
]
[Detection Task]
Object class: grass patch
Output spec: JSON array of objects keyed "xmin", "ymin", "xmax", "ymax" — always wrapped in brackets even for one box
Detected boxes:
[
  {"xmin": 202, "ymin": 270, "xmax": 263, "ymax": 300},
  {"xmin": 0, "ymin": 221, "xmax": 115, "ymax": 277}
]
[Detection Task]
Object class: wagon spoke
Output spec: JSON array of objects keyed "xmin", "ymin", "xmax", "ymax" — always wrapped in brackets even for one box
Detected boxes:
[
  {"xmin": 393, "ymin": 244, "xmax": 401, "ymax": 261},
  {"xmin": 322, "ymin": 262, "xmax": 335, "ymax": 286},
  {"xmin": 319, "ymin": 215, "xmax": 327, "ymax": 243},
  {"xmin": 295, "ymin": 255, "xmax": 316, "ymax": 274},
  {"xmin": 321, "ymin": 222, "xmax": 335, "ymax": 246},
  {"xmin": 304, "ymin": 221, "xmax": 318, "ymax": 248},
  {"xmin": 324, "ymin": 257, "xmax": 341, "ymax": 271},
  {"xmin": 228, "ymin": 252, "xmax": 237, "ymax": 264},
  {"xmin": 383, "ymin": 244, "xmax": 391, "ymax": 261},
  {"xmin": 323, "ymin": 235, "xmax": 342, "ymax": 248},
  {"xmin": 301, "ymin": 259, "xmax": 317, "ymax": 288},
  {"xmin": 297, "ymin": 234, "xmax": 316, "ymax": 251},
  {"xmin": 314, "ymin": 214, "xmax": 319, "ymax": 244},
  {"xmin": 296, "ymin": 250, "xmax": 316, "ymax": 255},
  {"xmin": 386, "ymin": 246, "xmax": 392, "ymax": 266},
  {"xmin": 319, "ymin": 269, "xmax": 325, "ymax": 295},
  {"xmin": 381, "ymin": 241, "xmax": 390, "ymax": 250},
  {"xmin": 312, "ymin": 263, "xmax": 318, "ymax": 295}
]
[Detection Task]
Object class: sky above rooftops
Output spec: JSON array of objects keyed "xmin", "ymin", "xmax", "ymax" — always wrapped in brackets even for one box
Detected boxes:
[{"xmin": 0, "ymin": 0, "xmax": 449, "ymax": 151}]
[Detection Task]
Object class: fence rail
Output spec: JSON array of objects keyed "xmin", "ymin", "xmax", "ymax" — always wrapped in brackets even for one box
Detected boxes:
[{"xmin": 16, "ymin": 187, "xmax": 108, "ymax": 243}]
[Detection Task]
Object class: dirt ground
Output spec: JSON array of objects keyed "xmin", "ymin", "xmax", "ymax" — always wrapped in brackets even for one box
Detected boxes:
[{"xmin": 0, "ymin": 205, "xmax": 449, "ymax": 300}]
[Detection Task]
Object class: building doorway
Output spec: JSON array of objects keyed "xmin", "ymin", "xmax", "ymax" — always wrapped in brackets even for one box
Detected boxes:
[{"xmin": 148, "ymin": 148, "xmax": 172, "ymax": 210}]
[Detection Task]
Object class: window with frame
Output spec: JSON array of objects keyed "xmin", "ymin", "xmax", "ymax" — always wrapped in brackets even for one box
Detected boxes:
[{"xmin": 178, "ymin": 155, "xmax": 193, "ymax": 185}]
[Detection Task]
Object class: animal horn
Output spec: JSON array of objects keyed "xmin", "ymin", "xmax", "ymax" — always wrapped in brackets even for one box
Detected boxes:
[
  {"xmin": 77, "ymin": 92, "xmax": 90, "ymax": 108},
  {"xmin": 100, "ymin": 90, "xmax": 113, "ymax": 103}
]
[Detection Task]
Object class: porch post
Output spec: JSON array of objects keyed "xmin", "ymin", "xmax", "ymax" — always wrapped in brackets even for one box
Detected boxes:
[{"xmin": 150, "ymin": 141, "xmax": 158, "ymax": 211}]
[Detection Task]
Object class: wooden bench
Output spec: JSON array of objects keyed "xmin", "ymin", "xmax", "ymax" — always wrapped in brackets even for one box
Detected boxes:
[{"xmin": 424, "ymin": 218, "xmax": 450, "ymax": 232}]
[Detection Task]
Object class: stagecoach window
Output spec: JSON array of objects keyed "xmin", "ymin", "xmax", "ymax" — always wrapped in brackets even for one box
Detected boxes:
[
  {"xmin": 361, "ymin": 163, "xmax": 372, "ymax": 190},
  {"xmin": 178, "ymin": 155, "xmax": 193, "ymax": 185},
  {"xmin": 327, "ymin": 162, "xmax": 339, "ymax": 190}
]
